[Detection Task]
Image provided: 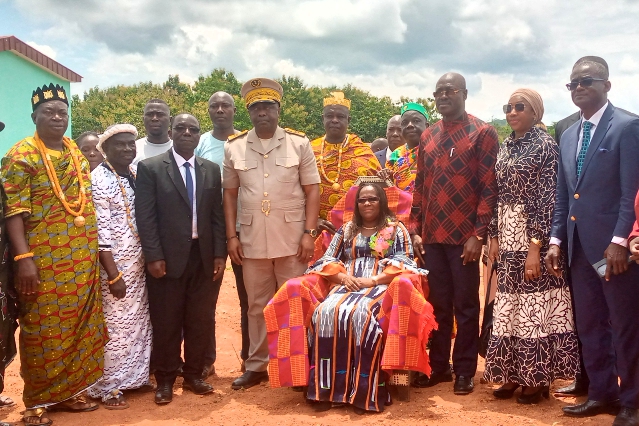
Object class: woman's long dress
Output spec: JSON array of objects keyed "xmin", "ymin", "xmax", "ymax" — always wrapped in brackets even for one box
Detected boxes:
[
  {"xmin": 306, "ymin": 221, "xmax": 427, "ymax": 412},
  {"xmin": 88, "ymin": 164, "xmax": 152, "ymax": 400},
  {"xmin": 483, "ymin": 127, "xmax": 579, "ymax": 387}
]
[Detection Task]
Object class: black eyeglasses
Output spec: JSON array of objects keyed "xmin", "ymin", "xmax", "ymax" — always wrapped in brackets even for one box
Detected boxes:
[
  {"xmin": 503, "ymin": 103, "xmax": 526, "ymax": 114},
  {"xmin": 357, "ymin": 197, "xmax": 380, "ymax": 204},
  {"xmin": 566, "ymin": 77, "xmax": 607, "ymax": 91},
  {"xmin": 433, "ymin": 88, "xmax": 462, "ymax": 98}
]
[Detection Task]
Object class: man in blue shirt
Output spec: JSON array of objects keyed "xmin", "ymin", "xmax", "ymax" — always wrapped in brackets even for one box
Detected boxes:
[{"xmin": 195, "ymin": 91, "xmax": 247, "ymax": 377}]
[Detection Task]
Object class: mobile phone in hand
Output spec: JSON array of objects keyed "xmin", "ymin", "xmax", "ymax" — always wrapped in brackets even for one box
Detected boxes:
[{"xmin": 592, "ymin": 257, "xmax": 634, "ymax": 278}]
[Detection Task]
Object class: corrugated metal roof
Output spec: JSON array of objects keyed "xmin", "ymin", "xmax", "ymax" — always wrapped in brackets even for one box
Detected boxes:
[{"xmin": 0, "ymin": 35, "xmax": 82, "ymax": 82}]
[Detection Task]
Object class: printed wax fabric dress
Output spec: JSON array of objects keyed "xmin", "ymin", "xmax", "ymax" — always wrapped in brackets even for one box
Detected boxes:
[
  {"xmin": 483, "ymin": 127, "xmax": 579, "ymax": 387},
  {"xmin": 386, "ymin": 144, "xmax": 418, "ymax": 193},
  {"xmin": 0, "ymin": 188, "xmax": 17, "ymax": 394},
  {"xmin": 87, "ymin": 164, "xmax": 152, "ymax": 400},
  {"xmin": 1, "ymin": 136, "xmax": 106, "ymax": 408}
]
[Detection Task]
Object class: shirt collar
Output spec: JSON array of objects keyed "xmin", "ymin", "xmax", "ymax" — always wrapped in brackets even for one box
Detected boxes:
[
  {"xmin": 581, "ymin": 101, "xmax": 608, "ymax": 127},
  {"xmin": 172, "ymin": 147, "xmax": 196, "ymax": 168}
]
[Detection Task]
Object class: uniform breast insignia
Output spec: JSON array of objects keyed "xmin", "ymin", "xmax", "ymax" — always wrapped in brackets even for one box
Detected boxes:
[
  {"xmin": 228, "ymin": 130, "xmax": 248, "ymax": 142},
  {"xmin": 284, "ymin": 128, "xmax": 306, "ymax": 137}
]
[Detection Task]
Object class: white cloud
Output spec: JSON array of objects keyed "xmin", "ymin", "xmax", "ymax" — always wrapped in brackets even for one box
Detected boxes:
[{"xmin": 25, "ymin": 41, "xmax": 56, "ymax": 59}]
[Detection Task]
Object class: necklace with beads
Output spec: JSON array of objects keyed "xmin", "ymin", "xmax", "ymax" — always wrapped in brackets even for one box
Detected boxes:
[
  {"xmin": 105, "ymin": 161, "xmax": 138, "ymax": 238},
  {"xmin": 318, "ymin": 134, "xmax": 349, "ymax": 191},
  {"xmin": 33, "ymin": 132, "xmax": 88, "ymax": 227}
]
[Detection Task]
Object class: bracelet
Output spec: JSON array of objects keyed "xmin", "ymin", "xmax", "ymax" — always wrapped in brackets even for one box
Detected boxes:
[
  {"xmin": 227, "ymin": 235, "xmax": 239, "ymax": 240},
  {"xmin": 14, "ymin": 252, "xmax": 34, "ymax": 261},
  {"xmin": 108, "ymin": 271, "xmax": 123, "ymax": 285},
  {"xmin": 530, "ymin": 238, "xmax": 542, "ymax": 247}
]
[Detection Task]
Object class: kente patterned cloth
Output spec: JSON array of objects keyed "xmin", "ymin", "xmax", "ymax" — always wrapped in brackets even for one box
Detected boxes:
[
  {"xmin": 386, "ymin": 144, "xmax": 419, "ymax": 192},
  {"xmin": 265, "ymin": 221, "xmax": 437, "ymax": 412},
  {"xmin": 312, "ymin": 185, "xmax": 413, "ymax": 262},
  {"xmin": 483, "ymin": 127, "xmax": 579, "ymax": 386},
  {"xmin": 310, "ymin": 134, "xmax": 380, "ymax": 220},
  {"xmin": 1, "ymin": 136, "xmax": 106, "ymax": 408},
  {"xmin": 0, "ymin": 189, "xmax": 18, "ymax": 394}
]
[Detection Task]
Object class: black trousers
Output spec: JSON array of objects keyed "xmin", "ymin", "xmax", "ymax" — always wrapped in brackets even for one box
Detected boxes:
[
  {"xmin": 564, "ymin": 260, "xmax": 589, "ymax": 384},
  {"xmin": 424, "ymin": 243, "xmax": 480, "ymax": 377},
  {"xmin": 205, "ymin": 260, "xmax": 249, "ymax": 364},
  {"xmin": 571, "ymin": 229, "xmax": 639, "ymax": 408},
  {"xmin": 147, "ymin": 240, "xmax": 214, "ymax": 383}
]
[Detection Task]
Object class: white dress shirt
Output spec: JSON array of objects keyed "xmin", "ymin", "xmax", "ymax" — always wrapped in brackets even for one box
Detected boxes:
[
  {"xmin": 172, "ymin": 148, "xmax": 198, "ymax": 239},
  {"xmin": 550, "ymin": 101, "xmax": 627, "ymax": 248}
]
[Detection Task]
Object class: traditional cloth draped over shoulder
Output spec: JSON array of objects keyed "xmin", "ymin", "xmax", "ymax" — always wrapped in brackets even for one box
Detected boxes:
[
  {"xmin": 1, "ymin": 134, "xmax": 106, "ymax": 408},
  {"xmin": 264, "ymin": 219, "xmax": 437, "ymax": 408}
]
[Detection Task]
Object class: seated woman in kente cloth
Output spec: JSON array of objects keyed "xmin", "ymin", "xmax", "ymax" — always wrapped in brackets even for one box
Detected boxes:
[{"xmin": 265, "ymin": 182, "xmax": 436, "ymax": 414}]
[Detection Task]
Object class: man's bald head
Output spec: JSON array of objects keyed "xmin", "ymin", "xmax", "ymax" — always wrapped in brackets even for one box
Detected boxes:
[
  {"xmin": 436, "ymin": 72, "xmax": 467, "ymax": 89},
  {"xmin": 370, "ymin": 138, "xmax": 388, "ymax": 153},
  {"xmin": 386, "ymin": 115, "xmax": 403, "ymax": 151},
  {"xmin": 434, "ymin": 72, "xmax": 468, "ymax": 121},
  {"xmin": 208, "ymin": 91, "xmax": 236, "ymax": 131},
  {"xmin": 208, "ymin": 91, "xmax": 235, "ymax": 106}
]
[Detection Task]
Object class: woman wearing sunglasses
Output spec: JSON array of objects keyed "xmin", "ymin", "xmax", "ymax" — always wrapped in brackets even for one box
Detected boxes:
[
  {"xmin": 265, "ymin": 182, "xmax": 435, "ymax": 414},
  {"xmin": 483, "ymin": 89, "xmax": 579, "ymax": 404}
]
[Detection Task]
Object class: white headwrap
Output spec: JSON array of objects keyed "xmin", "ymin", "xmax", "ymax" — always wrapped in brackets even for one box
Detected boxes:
[{"xmin": 97, "ymin": 123, "xmax": 138, "ymax": 154}]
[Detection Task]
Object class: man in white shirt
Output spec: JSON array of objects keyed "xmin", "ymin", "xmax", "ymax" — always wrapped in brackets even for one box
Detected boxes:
[{"xmin": 133, "ymin": 99, "xmax": 173, "ymax": 164}]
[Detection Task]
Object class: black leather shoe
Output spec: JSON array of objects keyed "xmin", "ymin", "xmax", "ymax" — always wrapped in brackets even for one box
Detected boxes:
[
  {"xmin": 202, "ymin": 363, "xmax": 215, "ymax": 379},
  {"xmin": 613, "ymin": 408, "xmax": 639, "ymax": 426},
  {"xmin": 412, "ymin": 369, "xmax": 453, "ymax": 388},
  {"xmin": 493, "ymin": 383, "xmax": 520, "ymax": 399},
  {"xmin": 516, "ymin": 386, "xmax": 549, "ymax": 404},
  {"xmin": 154, "ymin": 383, "xmax": 173, "ymax": 405},
  {"xmin": 183, "ymin": 378, "xmax": 214, "ymax": 395},
  {"xmin": 562, "ymin": 399, "xmax": 621, "ymax": 417},
  {"xmin": 453, "ymin": 376, "xmax": 474, "ymax": 395},
  {"xmin": 554, "ymin": 379, "xmax": 589, "ymax": 397},
  {"xmin": 231, "ymin": 370, "xmax": 269, "ymax": 390}
]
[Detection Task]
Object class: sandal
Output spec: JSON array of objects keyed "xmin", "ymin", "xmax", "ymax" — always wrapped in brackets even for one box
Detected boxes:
[
  {"xmin": 104, "ymin": 389, "xmax": 129, "ymax": 410},
  {"xmin": 49, "ymin": 394, "xmax": 98, "ymax": 413},
  {"xmin": 0, "ymin": 395, "xmax": 15, "ymax": 408},
  {"xmin": 22, "ymin": 407, "xmax": 53, "ymax": 426}
]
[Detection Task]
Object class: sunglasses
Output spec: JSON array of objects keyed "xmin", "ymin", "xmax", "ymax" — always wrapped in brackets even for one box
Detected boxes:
[
  {"xmin": 503, "ymin": 103, "xmax": 526, "ymax": 114},
  {"xmin": 357, "ymin": 197, "xmax": 380, "ymax": 204},
  {"xmin": 433, "ymin": 88, "xmax": 462, "ymax": 98},
  {"xmin": 566, "ymin": 77, "xmax": 607, "ymax": 91}
]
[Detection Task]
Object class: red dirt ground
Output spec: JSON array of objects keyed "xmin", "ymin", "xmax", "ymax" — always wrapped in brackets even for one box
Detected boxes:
[{"xmin": 0, "ymin": 262, "xmax": 616, "ymax": 425}]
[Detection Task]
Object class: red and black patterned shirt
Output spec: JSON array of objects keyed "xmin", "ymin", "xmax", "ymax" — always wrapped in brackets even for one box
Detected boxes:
[{"xmin": 410, "ymin": 113, "xmax": 499, "ymax": 245}]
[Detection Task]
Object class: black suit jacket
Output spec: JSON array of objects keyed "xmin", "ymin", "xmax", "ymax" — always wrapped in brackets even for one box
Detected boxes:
[
  {"xmin": 135, "ymin": 150, "xmax": 226, "ymax": 278},
  {"xmin": 374, "ymin": 148, "xmax": 388, "ymax": 168}
]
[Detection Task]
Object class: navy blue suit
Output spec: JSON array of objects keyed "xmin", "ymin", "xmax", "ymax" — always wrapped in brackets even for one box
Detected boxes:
[{"xmin": 551, "ymin": 102, "xmax": 639, "ymax": 408}]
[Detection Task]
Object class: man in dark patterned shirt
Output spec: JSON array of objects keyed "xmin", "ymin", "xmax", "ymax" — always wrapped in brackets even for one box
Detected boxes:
[{"xmin": 410, "ymin": 72, "xmax": 499, "ymax": 395}]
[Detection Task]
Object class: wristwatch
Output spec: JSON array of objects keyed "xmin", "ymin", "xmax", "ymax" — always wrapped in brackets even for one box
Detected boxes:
[{"xmin": 304, "ymin": 229, "xmax": 318, "ymax": 238}]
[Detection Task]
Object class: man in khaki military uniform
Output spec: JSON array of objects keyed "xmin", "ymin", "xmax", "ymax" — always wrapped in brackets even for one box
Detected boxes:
[{"xmin": 223, "ymin": 78, "xmax": 320, "ymax": 389}]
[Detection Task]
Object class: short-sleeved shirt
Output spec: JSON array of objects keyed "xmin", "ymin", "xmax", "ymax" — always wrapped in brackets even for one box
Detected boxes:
[
  {"xmin": 223, "ymin": 126, "xmax": 320, "ymax": 258},
  {"xmin": 132, "ymin": 137, "xmax": 172, "ymax": 165}
]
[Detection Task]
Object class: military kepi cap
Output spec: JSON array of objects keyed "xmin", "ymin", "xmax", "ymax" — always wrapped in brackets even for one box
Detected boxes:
[
  {"xmin": 241, "ymin": 78, "xmax": 283, "ymax": 108},
  {"xmin": 32, "ymin": 83, "xmax": 69, "ymax": 112}
]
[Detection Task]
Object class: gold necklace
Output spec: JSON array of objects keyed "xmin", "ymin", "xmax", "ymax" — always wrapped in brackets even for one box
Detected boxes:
[
  {"xmin": 33, "ymin": 132, "xmax": 87, "ymax": 227},
  {"xmin": 318, "ymin": 134, "xmax": 349, "ymax": 191},
  {"xmin": 105, "ymin": 161, "xmax": 138, "ymax": 238}
]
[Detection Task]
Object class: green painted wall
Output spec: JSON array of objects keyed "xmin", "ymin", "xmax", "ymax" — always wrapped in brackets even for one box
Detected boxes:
[{"xmin": 0, "ymin": 51, "xmax": 73, "ymax": 156}]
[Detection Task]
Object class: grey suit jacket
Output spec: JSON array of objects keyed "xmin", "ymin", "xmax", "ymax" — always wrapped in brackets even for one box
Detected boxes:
[{"xmin": 374, "ymin": 148, "xmax": 388, "ymax": 168}]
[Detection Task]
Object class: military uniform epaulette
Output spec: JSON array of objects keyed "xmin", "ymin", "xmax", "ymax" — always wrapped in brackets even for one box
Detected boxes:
[
  {"xmin": 284, "ymin": 128, "xmax": 306, "ymax": 137},
  {"xmin": 228, "ymin": 130, "xmax": 248, "ymax": 142}
]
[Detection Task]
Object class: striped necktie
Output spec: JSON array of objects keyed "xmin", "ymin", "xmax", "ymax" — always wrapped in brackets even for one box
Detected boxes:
[{"xmin": 576, "ymin": 121, "xmax": 592, "ymax": 178}]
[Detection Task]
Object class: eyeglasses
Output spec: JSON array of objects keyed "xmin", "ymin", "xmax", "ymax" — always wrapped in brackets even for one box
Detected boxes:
[
  {"xmin": 503, "ymin": 103, "xmax": 526, "ymax": 114},
  {"xmin": 357, "ymin": 197, "xmax": 380, "ymax": 204},
  {"xmin": 433, "ymin": 88, "xmax": 462, "ymax": 98},
  {"xmin": 566, "ymin": 77, "xmax": 607, "ymax": 91},
  {"xmin": 172, "ymin": 125, "xmax": 200, "ymax": 134}
]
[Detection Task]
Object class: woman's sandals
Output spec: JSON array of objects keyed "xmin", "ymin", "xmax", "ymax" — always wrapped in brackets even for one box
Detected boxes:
[
  {"xmin": 48, "ymin": 394, "xmax": 99, "ymax": 413},
  {"xmin": 104, "ymin": 389, "xmax": 129, "ymax": 410},
  {"xmin": 22, "ymin": 408, "xmax": 52, "ymax": 426}
]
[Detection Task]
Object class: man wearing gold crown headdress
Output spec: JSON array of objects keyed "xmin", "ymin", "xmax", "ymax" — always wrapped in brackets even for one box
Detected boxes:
[
  {"xmin": 310, "ymin": 92, "xmax": 380, "ymax": 235},
  {"xmin": 1, "ymin": 83, "xmax": 106, "ymax": 425}
]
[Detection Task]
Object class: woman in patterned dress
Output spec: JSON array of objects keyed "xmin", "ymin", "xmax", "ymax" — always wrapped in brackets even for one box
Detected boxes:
[
  {"xmin": 484, "ymin": 89, "xmax": 579, "ymax": 404},
  {"xmin": 88, "ymin": 124, "xmax": 152, "ymax": 409}
]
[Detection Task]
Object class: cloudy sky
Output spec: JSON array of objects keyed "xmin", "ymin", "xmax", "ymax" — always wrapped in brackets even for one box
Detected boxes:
[{"xmin": 3, "ymin": 0, "xmax": 639, "ymax": 123}]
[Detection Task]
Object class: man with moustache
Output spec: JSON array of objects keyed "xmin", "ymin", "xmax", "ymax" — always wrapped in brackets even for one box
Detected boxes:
[
  {"xmin": 410, "ymin": 73, "xmax": 499, "ymax": 395},
  {"xmin": 546, "ymin": 57, "xmax": 639, "ymax": 426},
  {"xmin": 136, "ymin": 113, "xmax": 226, "ymax": 404},
  {"xmin": 195, "ymin": 91, "xmax": 249, "ymax": 377},
  {"xmin": 133, "ymin": 99, "xmax": 172, "ymax": 164},
  {"xmin": 223, "ymin": 78, "xmax": 320, "ymax": 390}
]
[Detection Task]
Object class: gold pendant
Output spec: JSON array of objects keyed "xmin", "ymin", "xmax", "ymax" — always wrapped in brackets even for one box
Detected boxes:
[
  {"xmin": 332, "ymin": 182, "xmax": 340, "ymax": 191},
  {"xmin": 74, "ymin": 216, "xmax": 86, "ymax": 227}
]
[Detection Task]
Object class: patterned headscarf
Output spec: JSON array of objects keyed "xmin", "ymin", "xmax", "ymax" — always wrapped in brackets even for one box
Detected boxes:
[
  {"xmin": 510, "ymin": 88, "xmax": 544, "ymax": 125},
  {"xmin": 97, "ymin": 123, "xmax": 138, "ymax": 154}
]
